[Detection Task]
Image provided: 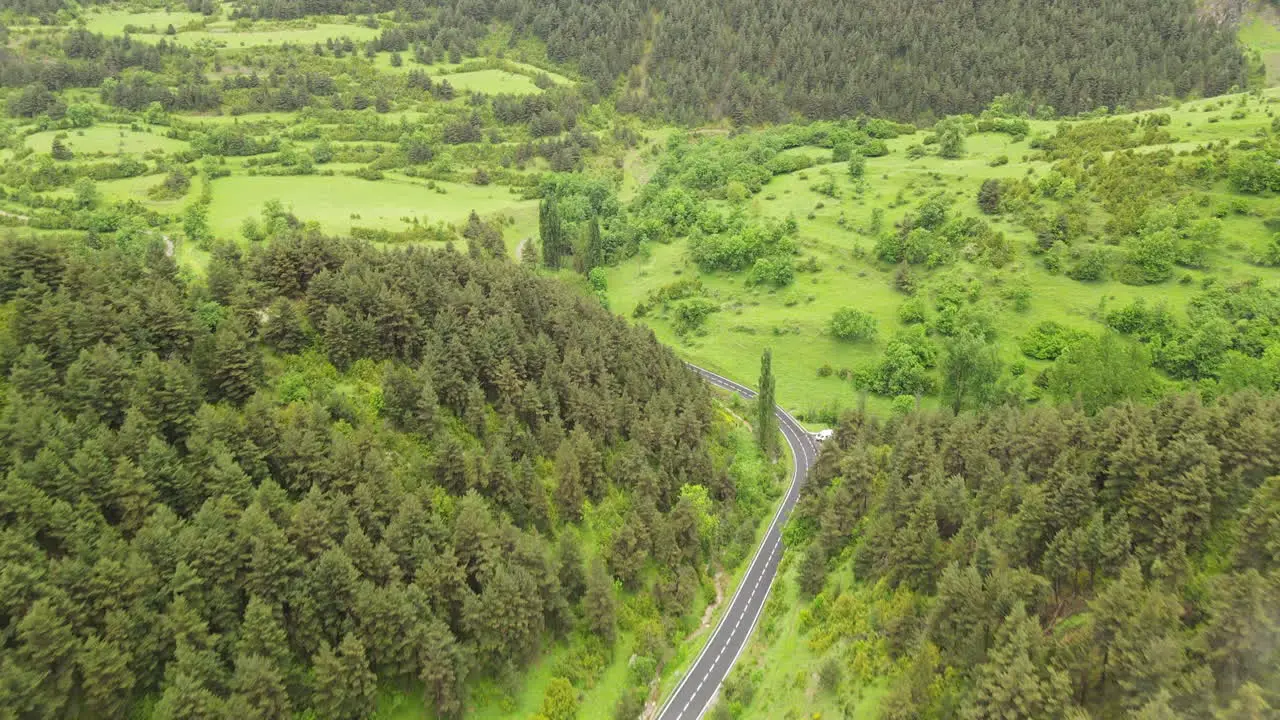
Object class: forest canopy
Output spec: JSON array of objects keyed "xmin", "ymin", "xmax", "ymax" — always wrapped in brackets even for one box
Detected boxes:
[
  {"xmin": 0, "ymin": 229, "xmax": 776, "ymax": 718},
  {"xmin": 786, "ymin": 396, "xmax": 1280, "ymax": 719},
  {"xmin": 4, "ymin": 0, "xmax": 1249, "ymax": 122}
]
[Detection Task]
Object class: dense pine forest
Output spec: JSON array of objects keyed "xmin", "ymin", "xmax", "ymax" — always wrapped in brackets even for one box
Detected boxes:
[
  {"xmin": 3, "ymin": 0, "xmax": 1250, "ymax": 122},
  {"xmin": 0, "ymin": 229, "xmax": 780, "ymax": 718},
  {"xmin": 775, "ymin": 397, "xmax": 1280, "ymax": 719},
  {"xmin": 225, "ymin": 0, "xmax": 1251, "ymax": 121}
]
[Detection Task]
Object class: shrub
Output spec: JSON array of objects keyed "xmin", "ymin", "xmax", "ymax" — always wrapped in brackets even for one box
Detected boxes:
[
  {"xmin": 977, "ymin": 179, "xmax": 1003, "ymax": 214},
  {"xmin": 916, "ymin": 192, "xmax": 950, "ymax": 230},
  {"xmin": 149, "ymin": 167, "xmax": 192, "ymax": 200},
  {"xmin": 893, "ymin": 263, "xmax": 918, "ymax": 294},
  {"xmin": 723, "ymin": 665, "xmax": 759, "ymax": 709},
  {"xmin": 818, "ymin": 656, "xmax": 843, "ymax": 693},
  {"xmin": 1105, "ymin": 298, "xmax": 1177, "ymax": 341},
  {"xmin": 767, "ymin": 152, "xmax": 813, "ymax": 175},
  {"xmin": 1228, "ymin": 152, "xmax": 1280, "ymax": 193},
  {"xmin": 351, "ymin": 166, "xmax": 385, "ymax": 181},
  {"xmin": 864, "ymin": 118, "xmax": 902, "ymax": 138},
  {"xmin": 66, "ymin": 103, "xmax": 95, "ymax": 128},
  {"xmin": 935, "ymin": 116, "xmax": 967, "ymax": 158},
  {"xmin": 811, "ymin": 178, "xmax": 838, "ymax": 197},
  {"xmin": 1180, "ymin": 217, "xmax": 1222, "ymax": 267},
  {"xmin": 1066, "ymin": 246, "xmax": 1109, "ymax": 281},
  {"xmin": 1123, "ymin": 229, "xmax": 1177, "ymax": 284},
  {"xmin": 1253, "ymin": 234, "xmax": 1280, "ymax": 267},
  {"xmin": 862, "ymin": 139, "xmax": 889, "ymax": 157},
  {"xmin": 898, "ymin": 297, "xmax": 927, "ymax": 324},
  {"xmin": 614, "ymin": 686, "xmax": 647, "ymax": 720},
  {"xmin": 976, "ymin": 116, "xmax": 1031, "ymax": 140},
  {"xmin": 891, "ymin": 394, "xmax": 917, "ymax": 414},
  {"xmin": 50, "ymin": 135, "xmax": 74, "ymax": 161},
  {"xmin": 688, "ymin": 217, "xmax": 796, "ymax": 272},
  {"xmin": 1019, "ymin": 321, "xmax": 1088, "ymax": 360},
  {"xmin": 854, "ymin": 329, "xmax": 937, "ymax": 396},
  {"xmin": 587, "ymin": 267, "xmax": 608, "ymax": 293},
  {"xmin": 746, "ymin": 255, "xmax": 795, "ymax": 287},
  {"xmin": 671, "ymin": 297, "xmax": 719, "ymax": 335},
  {"xmin": 627, "ymin": 655, "xmax": 657, "ymax": 686},
  {"xmin": 1002, "ymin": 282, "xmax": 1032, "ymax": 312},
  {"xmin": 848, "ymin": 153, "xmax": 867, "ymax": 179},
  {"xmin": 827, "ymin": 307, "xmax": 879, "ymax": 342}
]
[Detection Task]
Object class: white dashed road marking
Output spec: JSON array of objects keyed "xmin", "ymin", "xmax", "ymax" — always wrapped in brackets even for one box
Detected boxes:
[{"xmin": 655, "ymin": 365, "xmax": 816, "ymax": 720}]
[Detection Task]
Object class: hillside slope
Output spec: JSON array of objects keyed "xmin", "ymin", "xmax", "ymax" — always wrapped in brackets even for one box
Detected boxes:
[
  {"xmin": 0, "ymin": 231, "xmax": 780, "ymax": 718},
  {"xmin": 226, "ymin": 0, "xmax": 1248, "ymax": 122}
]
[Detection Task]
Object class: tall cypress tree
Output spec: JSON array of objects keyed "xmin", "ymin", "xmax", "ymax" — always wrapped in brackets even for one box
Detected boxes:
[
  {"xmin": 756, "ymin": 347, "xmax": 778, "ymax": 460},
  {"xmin": 583, "ymin": 216, "xmax": 603, "ymax": 273},
  {"xmin": 539, "ymin": 196, "xmax": 565, "ymax": 269}
]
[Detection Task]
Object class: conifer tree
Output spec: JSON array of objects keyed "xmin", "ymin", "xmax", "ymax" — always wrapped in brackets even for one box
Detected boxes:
[
  {"xmin": 236, "ymin": 597, "xmax": 291, "ymax": 668},
  {"xmin": 226, "ymin": 654, "xmax": 292, "ymax": 720},
  {"xmin": 798, "ymin": 542, "xmax": 827, "ymax": 597},
  {"xmin": 78, "ymin": 634, "xmax": 136, "ymax": 718},
  {"xmin": 51, "ymin": 136, "xmax": 73, "ymax": 161},
  {"xmin": 554, "ymin": 437, "xmax": 585, "ymax": 522},
  {"xmin": 205, "ymin": 317, "xmax": 260, "ymax": 405},
  {"xmin": 312, "ymin": 634, "xmax": 376, "ymax": 720},
  {"xmin": 584, "ymin": 556, "xmax": 617, "ymax": 646},
  {"xmin": 263, "ymin": 298, "xmax": 307, "ymax": 353},
  {"xmin": 418, "ymin": 618, "xmax": 464, "ymax": 719},
  {"xmin": 557, "ymin": 531, "xmax": 587, "ymax": 603},
  {"xmin": 521, "ymin": 238, "xmax": 539, "ymax": 266},
  {"xmin": 964, "ymin": 603, "xmax": 1070, "ymax": 720}
]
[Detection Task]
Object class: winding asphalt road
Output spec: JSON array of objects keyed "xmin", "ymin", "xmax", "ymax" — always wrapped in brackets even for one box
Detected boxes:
[{"xmin": 655, "ymin": 364, "xmax": 819, "ymax": 720}]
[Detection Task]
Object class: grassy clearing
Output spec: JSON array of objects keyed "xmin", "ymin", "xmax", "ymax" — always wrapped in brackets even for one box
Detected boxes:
[
  {"xmin": 168, "ymin": 23, "xmax": 379, "ymax": 48},
  {"xmin": 432, "ymin": 69, "xmax": 546, "ymax": 95},
  {"xmin": 176, "ymin": 111, "xmax": 299, "ymax": 125},
  {"xmin": 606, "ymin": 87, "xmax": 1280, "ymax": 420},
  {"xmin": 1241, "ymin": 5, "xmax": 1280, "ymax": 86},
  {"xmin": 366, "ymin": 63, "xmax": 554, "ymax": 95},
  {"xmin": 371, "ymin": 53, "xmax": 574, "ymax": 86},
  {"xmin": 206, "ymin": 174, "xmax": 537, "ymax": 240},
  {"xmin": 451, "ymin": 633, "xmax": 639, "ymax": 720},
  {"xmin": 619, "ymin": 129, "xmax": 675, "ymax": 203},
  {"xmin": 82, "ymin": 9, "xmax": 208, "ymax": 35},
  {"xmin": 728, "ymin": 559, "xmax": 887, "ymax": 720},
  {"xmin": 44, "ymin": 173, "xmax": 189, "ymax": 210},
  {"xmin": 25, "ymin": 124, "xmax": 188, "ymax": 156}
]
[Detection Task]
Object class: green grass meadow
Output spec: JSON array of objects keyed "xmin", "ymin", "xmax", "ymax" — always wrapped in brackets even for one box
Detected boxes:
[
  {"xmin": 1241, "ymin": 4, "xmax": 1280, "ymax": 85},
  {"xmin": 431, "ymin": 69, "xmax": 545, "ymax": 96},
  {"xmin": 81, "ymin": 9, "xmax": 379, "ymax": 47},
  {"xmin": 81, "ymin": 9, "xmax": 208, "ymax": 35},
  {"xmin": 168, "ymin": 23, "xmax": 379, "ymax": 48},
  {"xmin": 25, "ymin": 124, "xmax": 189, "ymax": 156},
  {"xmin": 606, "ymin": 87, "xmax": 1280, "ymax": 422},
  {"xmin": 370, "ymin": 53, "xmax": 574, "ymax": 93},
  {"xmin": 205, "ymin": 174, "xmax": 538, "ymax": 240}
]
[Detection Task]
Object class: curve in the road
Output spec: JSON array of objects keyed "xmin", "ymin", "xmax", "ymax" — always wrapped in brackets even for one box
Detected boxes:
[{"xmin": 655, "ymin": 364, "xmax": 818, "ymax": 720}]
